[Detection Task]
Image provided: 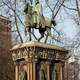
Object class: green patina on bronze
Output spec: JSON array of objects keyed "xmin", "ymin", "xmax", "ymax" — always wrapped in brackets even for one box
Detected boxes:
[
  {"xmin": 39, "ymin": 64, "xmax": 46, "ymax": 80},
  {"xmin": 20, "ymin": 69, "xmax": 27, "ymax": 80}
]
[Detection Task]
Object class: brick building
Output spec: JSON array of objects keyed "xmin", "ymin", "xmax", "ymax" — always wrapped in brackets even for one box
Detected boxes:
[
  {"xmin": 0, "ymin": 16, "xmax": 15, "ymax": 80},
  {"xmin": 62, "ymin": 55, "xmax": 80, "ymax": 80}
]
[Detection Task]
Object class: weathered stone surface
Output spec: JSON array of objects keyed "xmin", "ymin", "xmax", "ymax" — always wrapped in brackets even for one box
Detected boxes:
[
  {"xmin": 0, "ymin": 16, "xmax": 15, "ymax": 80},
  {"xmin": 11, "ymin": 41, "xmax": 68, "ymax": 62},
  {"xmin": 11, "ymin": 40, "xmax": 69, "ymax": 80}
]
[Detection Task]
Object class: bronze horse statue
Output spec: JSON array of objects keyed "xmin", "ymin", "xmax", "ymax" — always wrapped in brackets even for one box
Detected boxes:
[{"xmin": 24, "ymin": 3, "xmax": 56, "ymax": 42}]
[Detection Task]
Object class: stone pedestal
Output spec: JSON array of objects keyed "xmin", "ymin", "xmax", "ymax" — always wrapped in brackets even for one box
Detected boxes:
[{"xmin": 11, "ymin": 41, "xmax": 68, "ymax": 80}]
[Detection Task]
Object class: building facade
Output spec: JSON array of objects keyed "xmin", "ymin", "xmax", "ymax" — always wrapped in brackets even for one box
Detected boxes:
[
  {"xmin": 0, "ymin": 16, "xmax": 15, "ymax": 80},
  {"xmin": 64, "ymin": 55, "xmax": 80, "ymax": 80}
]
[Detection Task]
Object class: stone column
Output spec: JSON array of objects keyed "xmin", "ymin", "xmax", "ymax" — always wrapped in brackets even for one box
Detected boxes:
[
  {"xmin": 27, "ymin": 63, "xmax": 30, "ymax": 80},
  {"xmin": 57, "ymin": 63, "xmax": 63, "ymax": 80},
  {"xmin": 46, "ymin": 61, "xmax": 51, "ymax": 80},
  {"xmin": 15, "ymin": 63, "xmax": 19, "ymax": 80},
  {"xmin": 26, "ymin": 60, "xmax": 33, "ymax": 80},
  {"xmin": 29, "ymin": 62, "xmax": 33, "ymax": 80},
  {"xmin": 33, "ymin": 61, "xmax": 37, "ymax": 80},
  {"xmin": 27, "ymin": 58, "xmax": 37, "ymax": 80}
]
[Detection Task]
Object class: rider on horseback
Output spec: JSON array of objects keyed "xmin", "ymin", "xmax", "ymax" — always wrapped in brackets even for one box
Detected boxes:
[
  {"xmin": 24, "ymin": 0, "xmax": 56, "ymax": 42},
  {"xmin": 33, "ymin": 0, "xmax": 44, "ymax": 28}
]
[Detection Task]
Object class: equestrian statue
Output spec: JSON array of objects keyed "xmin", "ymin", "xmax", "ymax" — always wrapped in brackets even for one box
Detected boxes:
[{"xmin": 24, "ymin": 0, "xmax": 56, "ymax": 42}]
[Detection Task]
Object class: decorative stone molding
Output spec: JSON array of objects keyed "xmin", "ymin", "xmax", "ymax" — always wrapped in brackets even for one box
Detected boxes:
[{"xmin": 11, "ymin": 41, "xmax": 69, "ymax": 63}]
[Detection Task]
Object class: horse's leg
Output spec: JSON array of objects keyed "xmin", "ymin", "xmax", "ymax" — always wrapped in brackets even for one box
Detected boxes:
[
  {"xmin": 28, "ymin": 27, "xmax": 32, "ymax": 41},
  {"xmin": 44, "ymin": 27, "xmax": 48, "ymax": 43},
  {"xmin": 38, "ymin": 32, "xmax": 44, "ymax": 42},
  {"xmin": 25, "ymin": 27, "xmax": 27, "ymax": 36},
  {"xmin": 38, "ymin": 27, "xmax": 46, "ymax": 42}
]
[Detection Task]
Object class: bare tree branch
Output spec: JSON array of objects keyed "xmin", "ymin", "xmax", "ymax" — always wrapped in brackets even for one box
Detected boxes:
[
  {"xmin": 3, "ymin": 1, "xmax": 25, "ymax": 27},
  {"xmin": 76, "ymin": 0, "xmax": 80, "ymax": 18},
  {"xmin": 61, "ymin": 4, "xmax": 77, "ymax": 11},
  {"xmin": 53, "ymin": 0, "xmax": 65, "ymax": 19},
  {"xmin": 14, "ymin": 0, "xmax": 23, "ymax": 43},
  {"xmin": 53, "ymin": 0, "xmax": 60, "ymax": 12}
]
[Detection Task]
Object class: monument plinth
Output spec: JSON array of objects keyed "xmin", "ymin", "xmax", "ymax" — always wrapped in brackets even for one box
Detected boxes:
[{"xmin": 11, "ymin": 41, "xmax": 68, "ymax": 80}]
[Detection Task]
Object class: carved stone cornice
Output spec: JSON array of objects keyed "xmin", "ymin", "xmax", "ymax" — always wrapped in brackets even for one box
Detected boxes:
[
  {"xmin": 11, "ymin": 47, "xmax": 35, "ymax": 61},
  {"xmin": 11, "ymin": 41, "xmax": 69, "ymax": 62}
]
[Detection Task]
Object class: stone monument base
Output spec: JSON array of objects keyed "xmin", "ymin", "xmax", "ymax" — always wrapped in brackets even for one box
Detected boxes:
[{"xmin": 11, "ymin": 41, "xmax": 68, "ymax": 80}]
